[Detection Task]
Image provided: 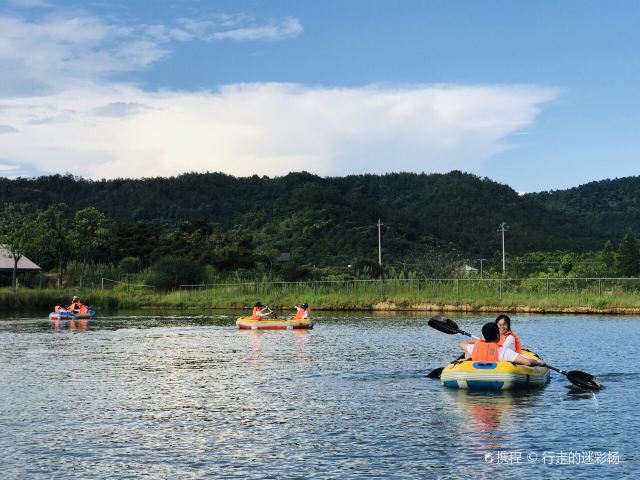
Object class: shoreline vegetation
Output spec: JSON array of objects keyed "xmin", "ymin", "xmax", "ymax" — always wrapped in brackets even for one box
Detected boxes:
[
  {"xmin": 4, "ymin": 287, "xmax": 640, "ymax": 315},
  {"xmin": 4, "ymin": 174, "xmax": 640, "ymax": 318}
]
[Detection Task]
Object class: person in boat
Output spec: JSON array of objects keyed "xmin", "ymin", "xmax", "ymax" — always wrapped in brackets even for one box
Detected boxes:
[
  {"xmin": 495, "ymin": 314, "xmax": 522, "ymax": 353},
  {"xmin": 68, "ymin": 296, "xmax": 88, "ymax": 314},
  {"xmin": 292, "ymin": 303, "xmax": 310, "ymax": 319},
  {"xmin": 459, "ymin": 322, "xmax": 545, "ymax": 367},
  {"xmin": 251, "ymin": 302, "xmax": 272, "ymax": 320}
]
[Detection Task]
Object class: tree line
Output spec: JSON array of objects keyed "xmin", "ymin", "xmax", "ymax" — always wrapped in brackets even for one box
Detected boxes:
[
  {"xmin": 0, "ymin": 170, "xmax": 622, "ymax": 262},
  {"xmin": 2, "ymin": 170, "xmax": 640, "ymax": 289},
  {"xmin": 3, "ymin": 200, "xmax": 640, "ymax": 291},
  {"xmin": 0, "ymin": 203, "xmax": 106, "ymax": 288}
]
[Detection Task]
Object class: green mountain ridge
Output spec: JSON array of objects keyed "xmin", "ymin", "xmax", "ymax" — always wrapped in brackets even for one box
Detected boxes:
[
  {"xmin": 529, "ymin": 176, "xmax": 640, "ymax": 233},
  {"xmin": 2, "ymin": 170, "xmax": 636, "ymax": 269}
]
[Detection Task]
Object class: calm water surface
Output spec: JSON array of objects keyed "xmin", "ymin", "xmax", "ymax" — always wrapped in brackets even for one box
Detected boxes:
[{"xmin": 0, "ymin": 312, "xmax": 637, "ymax": 479}]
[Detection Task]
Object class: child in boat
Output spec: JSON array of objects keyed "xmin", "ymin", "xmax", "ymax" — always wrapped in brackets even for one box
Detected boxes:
[
  {"xmin": 460, "ymin": 323, "xmax": 544, "ymax": 366},
  {"xmin": 495, "ymin": 314, "xmax": 522, "ymax": 353},
  {"xmin": 251, "ymin": 302, "xmax": 273, "ymax": 320},
  {"xmin": 292, "ymin": 303, "xmax": 310, "ymax": 319},
  {"xmin": 68, "ymin": 296, "xmax": 89, "ymax": 313}
]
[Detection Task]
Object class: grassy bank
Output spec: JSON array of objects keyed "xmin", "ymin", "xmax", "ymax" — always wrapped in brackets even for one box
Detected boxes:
[
  {"xmin": 3, "ymin": 283, "xmax": 640, "ymax": 314},
  {"xmin": 0, "ymin": 288, "xmax": 157, "ymax": 312}
]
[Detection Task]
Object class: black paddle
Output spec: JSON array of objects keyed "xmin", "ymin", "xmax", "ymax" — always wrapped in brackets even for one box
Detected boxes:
[
  {"xmin": 544, "ymin": 365, "xmax": 602, "ymax": 390},
  {"xmin": 428, "ymin": 315, "xmax": 478, "ymax": 338},
  {"xmin": 426, "ymin": 367, "xmax": 444, "ymax": 379},
  {"xmin": 427, "ymin": 315, "xmax": 602, "ymax": 390},
  {"xmin": 426, "ymin": 315, "xmax": 469, "ymax": 378},
  {"xmin": 427, "ymin": 351, "xmax": 466, "ymax": 379}
]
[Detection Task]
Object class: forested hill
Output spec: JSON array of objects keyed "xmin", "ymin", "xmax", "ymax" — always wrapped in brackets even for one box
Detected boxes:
[
  {"xmin": 530, "ymin": 176, "xmax": 640, "ymax": 234},
  {"xmin": 0, "ymin": 171, "xmax": 611, "ymax": 265}
]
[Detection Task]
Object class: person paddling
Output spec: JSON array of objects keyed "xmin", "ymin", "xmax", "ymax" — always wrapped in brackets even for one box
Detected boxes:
[
  {"xmin": 460, "ymin": 323, "xmax": 544, "ymax": 367},
  {"xmin": 495, "ymin": 314, "xmax": 522, "ymax": 353},
  {"xmin": 68, "ymin": 296, "xmax": 88, "ymax": 314},
  {"xmin": 251, "ymin": 302, "xmax": 272, "ymax": 320},
  {"xmin": 292, "ymin": 303, "xmax": 310, "ymax": 319}
]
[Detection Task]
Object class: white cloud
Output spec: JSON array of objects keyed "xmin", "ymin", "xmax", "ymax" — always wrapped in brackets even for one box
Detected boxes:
[
  {"xmin": 91, "ymin": 102, "xmax": 150, "ymax": 117},
  {"xmin": 0, "ymin": 125, "xmax": 19, "ymax": 133},
  {"xmin": 0, "ymin": 82, "xmax": 557, "ymax": 179},
  {"xmin": 214, "ymin": 17, "xmax": 303, "ymax": 41},
  {"xmin": 0, "ymin": 11, "xmax": 303, "ymax": 96},
  {"xmin": 155, "ymin": 15, "xmax": 303, "ymax": 42},
  {"xmin": 0, "ymin": 164, "xmax": 16, "ymax": 171},
  {"xmin": 0, "ymin": 9, "xmax": 556, "ymax": 180},
  {"xmin": 0, "ymin": 13, "xmax": 167, "ymax": 95}
]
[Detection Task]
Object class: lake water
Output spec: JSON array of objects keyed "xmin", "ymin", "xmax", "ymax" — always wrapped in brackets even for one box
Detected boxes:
[{"xmin": 0, "ymin": 312, "xmax": 637, "ymax": 479}]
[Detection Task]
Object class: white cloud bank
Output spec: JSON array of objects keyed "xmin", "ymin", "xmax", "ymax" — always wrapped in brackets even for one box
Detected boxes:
[
  {"xmin": 0, "ymin": 9, "xmax": 557, "ymax": 179},
  {"xmin": 0, "ymin": 82, "xmax": 557, "ymax": 179},
  {"xmin": 0, "ymin": 11, "xmax": 304, "ymax": 95}
]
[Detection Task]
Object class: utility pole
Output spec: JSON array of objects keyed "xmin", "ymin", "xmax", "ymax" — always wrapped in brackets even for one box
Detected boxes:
[
  {"xmin": 498, "ymin": 222, "xmax": 508, "ymax": 274},
  {"xmin": 476, "ymin": 258, "xmax": 487, "ymax": 278},
  {"xmin": 377, "ymin": 218, "xmax": 383, "ymax": 266}
]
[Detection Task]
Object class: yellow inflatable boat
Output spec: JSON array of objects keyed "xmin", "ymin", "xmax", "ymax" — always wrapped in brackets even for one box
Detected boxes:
[
  {"xmin": 440, "ymin": 349, "xmax": 550, "ymax": 390},
  {"xmin": 236, "ymin": 317, "xmax": 314, "ymax": 330}
]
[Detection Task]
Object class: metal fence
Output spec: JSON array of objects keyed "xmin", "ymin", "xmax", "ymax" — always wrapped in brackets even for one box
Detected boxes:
[
  {"xmin": 100, "ymin": 278, "xmax": 155, "ymax": 291},
  {"xmin": 174, "ymin": 277, "xmax": 640, "ymax": 300}
]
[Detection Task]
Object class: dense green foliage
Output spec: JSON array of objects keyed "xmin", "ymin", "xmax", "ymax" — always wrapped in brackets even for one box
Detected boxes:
[
  {"xmin": 0, "ymin": 203, "xmax": 40, "ymax": 288},
  {"xmin": 531, "ymin": 176, "xmax": 640, "ymax": 239},
  {"xmin": 615, "ymin": 231, "xmax": 640, "ymax": 277},
  {"xmin": 146, "ymin": 256, "xmax": 206, "ymax": 290},
  {"xmin": 0, "ymin": 171, "xmax": 609, "ymax": 260},
  {"xmin": 4, "ymin": 170, "xmax": 640, "ymax": 287}
]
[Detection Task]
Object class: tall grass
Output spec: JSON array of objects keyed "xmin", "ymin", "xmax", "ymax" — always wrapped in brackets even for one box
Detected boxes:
[
  {"xmin": 3, "ymin": 277, "xmax": 640, "ymax": 313},
  {"xmin": 0, "ymin": 288, "xmax": 155, "ymax": 311}
]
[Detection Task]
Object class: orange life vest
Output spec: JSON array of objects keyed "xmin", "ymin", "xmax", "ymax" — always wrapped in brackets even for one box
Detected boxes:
[
  {"xmin": 472, "ymin": 340, "xmax": 500, "ymax": 361},
  {"xmin": 251, "ymin": 307, "xmax": 262, "ymax": 320},
  {"xmin": 68, "ymin": 301, "xmax": 85, "ymax": 312},
  {"xmin": 498, "ymin": 331, "xmax": 522, "ymax": 353},
  {"xmin": 293, "ymin": 307, "xmax": 310, "ymax": 319}
]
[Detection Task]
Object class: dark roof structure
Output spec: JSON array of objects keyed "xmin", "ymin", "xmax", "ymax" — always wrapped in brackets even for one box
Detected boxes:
[{"xmin": 0, "ymin": 246, "xmax": 41, "ymax": 272}]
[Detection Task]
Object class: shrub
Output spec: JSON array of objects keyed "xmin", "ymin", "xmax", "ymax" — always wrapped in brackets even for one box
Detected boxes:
[
  {"xmin": 119, "ymin": 256, "xmax": 142, "ymax": 274},
  {"xmin": 145, "ymin": 256, "xmax": 205, "ymax": 290}
]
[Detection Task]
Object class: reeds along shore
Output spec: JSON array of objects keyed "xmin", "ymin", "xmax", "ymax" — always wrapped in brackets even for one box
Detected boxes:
[{"xmin": 4, "ymin": 283, "xmax": 640, "ymax": 314}]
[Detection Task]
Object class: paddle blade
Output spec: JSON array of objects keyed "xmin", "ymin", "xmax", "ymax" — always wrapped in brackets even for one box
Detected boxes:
[
  {"xmin": 566, "ymin": 370, "xmax": 602, "ymax": 390},
  {"xmin": 428, "ymin": 316, "xmax": 460, "ymax": 335},
  {"xmin": 427, "ymin": 367, "xmax": 444, "ymax": 379}
]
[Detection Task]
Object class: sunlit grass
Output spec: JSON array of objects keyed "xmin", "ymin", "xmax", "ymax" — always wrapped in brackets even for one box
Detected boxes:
[{"xmin": 3, "ymin": 279, "xmax": 640, "ymax": 313}]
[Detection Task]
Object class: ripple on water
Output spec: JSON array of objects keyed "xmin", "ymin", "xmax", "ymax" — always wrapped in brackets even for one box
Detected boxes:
[{"xmin": 0, "ymin": 313, "xmax": 637, "ymax": 479}]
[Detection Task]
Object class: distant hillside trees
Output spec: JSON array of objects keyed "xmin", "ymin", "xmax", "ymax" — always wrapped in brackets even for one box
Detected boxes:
[
  {"xmin": 615, "ymin": 231, "xmax": 640, "ymax": 277},
  {"xmin": 70, "ymin": 207, "xmax": 108, "ymax": 287},
  {"xmin": 146, "ymin": 256, "xmax": 205, "ymax": 290},
  {"xmin": 0, "ymin": 171, "xmax": 613, "ymax": 266},
  {"xmin": 4, "ymin": 171, "xmax": 640, "ymax": 287},
  {"xmin": 38, "ymin": 203, "xmax": 73, "ymax": 288}
]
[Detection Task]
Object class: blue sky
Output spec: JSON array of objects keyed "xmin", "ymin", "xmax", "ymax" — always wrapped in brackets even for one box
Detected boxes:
[{"xmin": 0, "ymin": 0, "xmax": 638, "ymax": 192}]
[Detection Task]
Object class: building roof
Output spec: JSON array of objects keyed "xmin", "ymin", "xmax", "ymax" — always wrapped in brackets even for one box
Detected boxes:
[
  {"xmin": 0, "ymin": 245, "xmax": 41, "ymax": 271},
  {"xmin": 459, "ymin": 264, "xmax": 478, "ymax": 273}
]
